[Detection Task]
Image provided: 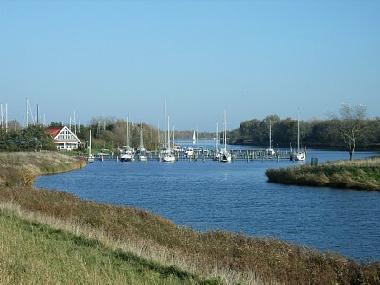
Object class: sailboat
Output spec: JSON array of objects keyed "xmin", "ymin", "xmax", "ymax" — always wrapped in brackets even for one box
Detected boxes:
[
  {"xmin": 213, "ymin": 122, "xmax": 220, "ymax": 161},
  {"xmin": 137, "ymin": 123, "xmax": 147, "ymax": 161},
  {"xmin": 120, "ymin": 117, "xmax": 134, "ymax": 162},
  {"xmin": 266, "ymin": 120, "xmax": 276, "ymax": 156},
  {"xmin": 219, "ymin": 111, "xmax": 232, "ymax": 163},
  {"xmin": 87, "ymin": 129, "xmax": 95, "ymax": 163},
  {"xmin": 162, "ymin": 115, "xmax": 176, "ymax": 163},
  {"xmin": 290, "ymin": 109, "xmax": 306, "ymax": 162},
  {"xmin": 192, "ymin": 130, "xmax": 196, "ymax": 145}
]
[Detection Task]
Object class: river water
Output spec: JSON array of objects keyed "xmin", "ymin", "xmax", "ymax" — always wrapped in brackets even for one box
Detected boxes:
[{"xmin": 34, "ymin": 144, "xmax": 380, "ymax": 262}]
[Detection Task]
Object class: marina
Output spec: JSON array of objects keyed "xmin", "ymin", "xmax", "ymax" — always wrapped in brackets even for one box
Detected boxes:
[
  {"xmin": 95, "ymin": 147, "xmax": 293, "ymax": 162},
  {"xmin": 35, "ymin": 148, "xmax": 380, "ymax": 262}
]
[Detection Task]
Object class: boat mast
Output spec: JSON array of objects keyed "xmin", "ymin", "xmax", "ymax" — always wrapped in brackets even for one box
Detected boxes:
[
  {"xmin": 140, "ymin": 122, "xmax": 144, "ymax": 148},
  {"xmin": 269, "ymin": 120, "xmax": 272, "ymax": 149},
  {"xmin": 224, "ymin": 110, "xmax": 227, "ymax": 151},
  {"xmin": 167, "ymin": 115, "xmax": 170, "ymax": 151},
  {"xmin": 89, "ymin": 129, "xmax": 92, "ymax": 156},
  {"xmin": 216, "ymin": 122, "xmax": 219, "ymax": 150},
  {"xmin": 172, "ymin": 126, "xmax": 175, "ymax": 150},
  {"xmin": 297, "ymin": 109, "xmax": 300, "ymax": 152},
  {"xmin": 164, "ymin": 100, "xmax": 167, "ymax": 148},
  {"xmin": 127, "ymin": 116, "xmax": 129, "ymax": 147}
]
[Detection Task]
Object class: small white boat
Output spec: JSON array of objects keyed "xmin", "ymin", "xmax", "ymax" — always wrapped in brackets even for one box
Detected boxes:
[
  {"xmin": 120, "ymin": 148, "xmax": 134, "ymax": 162},
  {"xmin": 219, "ymin": 149, "xmax": 232, "ymax": 163},
  {"xmin": 121, "ymin": 117, "xmax": 135, "ymax": 162},
  {"xmin": 162, "ymin": 153, "xmax": 176, "ymax": 163},
  {"xmin": 185, "ymin": 147, "xmax": 194, "ymax": 157},
  {"xmin": 137, "ymin": 123, "xmax": 148, "ymax": 161},
  {"xmin": 162, "ymin": 115, "xmax": 176, "ymax": 163},
  {"xmin": 290, "ymin": 109, "xmax": 306, "ymax": 162},
  {"xmin": 219, "ymin": 111, "xmax": 232, "ymax": 163},
  {"xmin": 266, "ymin": 121, "xmax": 276, "ymax": 156}
]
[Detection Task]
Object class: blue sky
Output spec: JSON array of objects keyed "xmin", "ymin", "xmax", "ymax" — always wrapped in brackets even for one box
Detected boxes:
[{"xmin": 0, "ymin": 1, "xmax": 379, "ymax": 130}]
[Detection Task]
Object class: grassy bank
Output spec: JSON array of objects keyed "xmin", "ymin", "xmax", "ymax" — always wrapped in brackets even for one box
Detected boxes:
[
  {"xmin": 1, "ymin": 152, "xmax": 380, "ymax": 284},
  {"xmin": 266, "ymin": 157, "xmax": 380, "ymax": 191},
  {"xmin": 0, "ymin": 206, "xmax": 214, "ymax": 285},
  {"xmin": 0, "ymin": 151, "xmax": 86, "ymax": 186}
]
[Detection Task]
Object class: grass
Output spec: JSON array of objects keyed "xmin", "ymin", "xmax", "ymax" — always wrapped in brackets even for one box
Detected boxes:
[
  {"xmin": 0, "ymin": 151, "xmax": 86, "ymax": 186},
  {"xmin": 0, "ymin": 206, "xmax": 215, "ymax": 285},
  {"xmin": 1, "ymin": 151, "xmax": 380, "ymax": 284},
  {"xmin": 266, "ymin": 157, "xmax": 380, "ymax": 191}
]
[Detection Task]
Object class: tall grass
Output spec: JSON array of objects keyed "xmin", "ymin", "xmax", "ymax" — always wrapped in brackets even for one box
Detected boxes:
[
  {"xmin": 0, "ymin": 206, "xmax": 216, "ymax": 285},
  {"xmin": 266, "ymin": 157, "xmax": 380, "ymax": 191},
  {"xmin": 1, "ymin": 152, "xmax": 380, "ymax": 284},
  {"xmin": 0, "ymin": 151, "xmax": 85, "ymax": 186}
]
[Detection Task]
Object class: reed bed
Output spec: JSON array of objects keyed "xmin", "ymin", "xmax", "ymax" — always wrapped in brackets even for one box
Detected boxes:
[
  {"xmin": 1, "ymin": 152, "xmax": 380, "ymax": 284},
  {"xmin": 266, "ymin": 157, "xmax": 380, "ymax": 191}
]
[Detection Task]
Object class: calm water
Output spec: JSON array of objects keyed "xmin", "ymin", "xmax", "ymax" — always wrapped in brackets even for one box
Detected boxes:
[{"xmin": 35, "ymin": 146, "xmax": 380, "ymax": 262}]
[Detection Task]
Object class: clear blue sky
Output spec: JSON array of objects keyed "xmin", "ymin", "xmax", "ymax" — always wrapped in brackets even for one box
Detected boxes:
[{"xmin": 1, "ymin": 1, "xmax": 379, "ymax": 130}]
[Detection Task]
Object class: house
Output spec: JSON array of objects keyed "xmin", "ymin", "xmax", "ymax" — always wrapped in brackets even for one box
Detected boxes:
[{"xmin": 45, "ymin": 126, "xmax": 81, "ymax": 150}]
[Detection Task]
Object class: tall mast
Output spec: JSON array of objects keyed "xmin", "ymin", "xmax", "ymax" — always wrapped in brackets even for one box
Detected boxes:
[
  {"xmin": 216, "ymin": 122, "xmax": 219, "ymax": 150},
  {"xmin": 157, "ymin": 120, "xmax": 160, "ymax": 147},
  {"xmin": 297, "ymin": 109, "xmax": 300, "ymax": 152},
  {"xmin": 164, "ymin": 100, "xmax": 167, "ymax": 147},
  {"xmin": 140, "ymin": 122, "xmax": 144, "ymax": 148},
  {"xmin": 172, "ymin": 126, "xmax": 175, "ymax": 150},
  {"xmin": 269, "ymin": 120, "xmax": 272, "ymax": 149},
  {"xmin": 89, "ymin": 129, "xmax": 92, "ymax": 156},
  {"xmin": 224, "ymin": 110, "xmax": 227, "ymax": 151},
  {"xmin": 167, "ymin": 115, "xmax": 170, "ymax": 150},
  {"xmin": 126, "ymin": 116, "xmax": 129, "ymax": 147}
]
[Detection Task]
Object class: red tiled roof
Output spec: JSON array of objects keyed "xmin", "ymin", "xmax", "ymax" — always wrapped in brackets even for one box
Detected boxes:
[{"xmin": 45, "ymin": 126, "xmax": 63, "ymax": 138}]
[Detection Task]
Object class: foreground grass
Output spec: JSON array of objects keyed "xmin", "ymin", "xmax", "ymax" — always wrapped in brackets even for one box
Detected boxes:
[
  {"xmin": 0, "ymin": 207, "xmax": 214, "ymax": 285},
  {"xmin": 1, "ymin": 152, "xmax": 380, "ymax": 284},
  {"xmin": 266, "ymin": 157, "xmax": 380, "ymax": 191}
]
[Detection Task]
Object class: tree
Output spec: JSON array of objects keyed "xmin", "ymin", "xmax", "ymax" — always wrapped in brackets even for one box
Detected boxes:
[{"xmin": 336, "ymin": 104, "xmax": 367, "ymax": 160}]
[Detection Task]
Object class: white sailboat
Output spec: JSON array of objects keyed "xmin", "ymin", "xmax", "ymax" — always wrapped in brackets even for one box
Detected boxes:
[
  {"xmin": 162, "ymin": 115, "xmax": 176, "ymax": 163},
  {"xmin": 192, "ymin": 130, "xmax": 196, "ymax": 145},
  {"xmin": 266, "ymin": 120, "xmax": 275, "ymax": 156},
  {"xmin": 88, "ymin": 129, "xmax": 95, "ymax": 163},
  {"xmin": 291, "ymin": 109, "xmax": 306, "ymax": 162},
  {"xmin": 219, "ymin": 111, "xmax": 232, "ymax": 163},
  {"xmin": 121, "ymin": 117, "xmax": 134, "ymax": 162},
  {"xmin": 137, "ymin": 123, "xmax": 147, "ymax": 162},
  {"xmin": 213, "ymin": 122, "xmax": 220, "ymax": 161}
]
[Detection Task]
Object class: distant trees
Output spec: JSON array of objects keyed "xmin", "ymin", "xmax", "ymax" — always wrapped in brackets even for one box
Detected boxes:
[
  {"xmin": 0, "ymin": 125, "xmax": 56, "ymax": 152},
  {"xmin": 229, "ymin": 107, "xmax": 379, "ymax": 154}
]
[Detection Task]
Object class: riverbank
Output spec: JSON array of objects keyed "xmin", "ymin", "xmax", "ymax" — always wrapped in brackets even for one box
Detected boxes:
[
  {"xmin": 266, "ymin": 157, "xmax": 380, "ymax": 191},
  {"xmin": 1, "ymin": 152, "xmax": 380, "ymax": 284},
  {"xmin": 0, "ymin": 151, "xmax": 86, "ymax": 186}
]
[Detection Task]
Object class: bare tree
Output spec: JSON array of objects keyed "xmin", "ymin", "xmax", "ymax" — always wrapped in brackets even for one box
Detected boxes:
[{"xmin": 336, "ymin": 104, "xmax": 367, "ymax": 160}]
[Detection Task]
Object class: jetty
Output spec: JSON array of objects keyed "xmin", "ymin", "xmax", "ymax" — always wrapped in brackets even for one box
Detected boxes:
[{"xmin": 95, "ymin": 148, "xmax": 292, "ymax": 162}]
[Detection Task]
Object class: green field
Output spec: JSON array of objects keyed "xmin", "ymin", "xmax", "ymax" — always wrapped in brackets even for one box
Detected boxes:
[{"xmin": 0, "ymin": 207, "xmax": 216, "ymax": 285}]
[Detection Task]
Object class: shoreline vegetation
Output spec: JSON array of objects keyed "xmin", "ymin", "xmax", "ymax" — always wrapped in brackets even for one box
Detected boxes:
[
  {"xmin": 1, "ymin": 152, "xmax": 380, "ymax": 284},
  {"xmin": 266, "ymin": 157, "xmax": 380, "ymax": 191}
]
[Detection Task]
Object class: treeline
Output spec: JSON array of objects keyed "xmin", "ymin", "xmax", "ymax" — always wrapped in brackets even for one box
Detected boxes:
[
  {"xmin": 228, "ymin": 115, "xmax": 380, "ymax": 150},
  {"xmin": 0, "ymin": 125, "xmax": 56, "ymax": 152}
]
